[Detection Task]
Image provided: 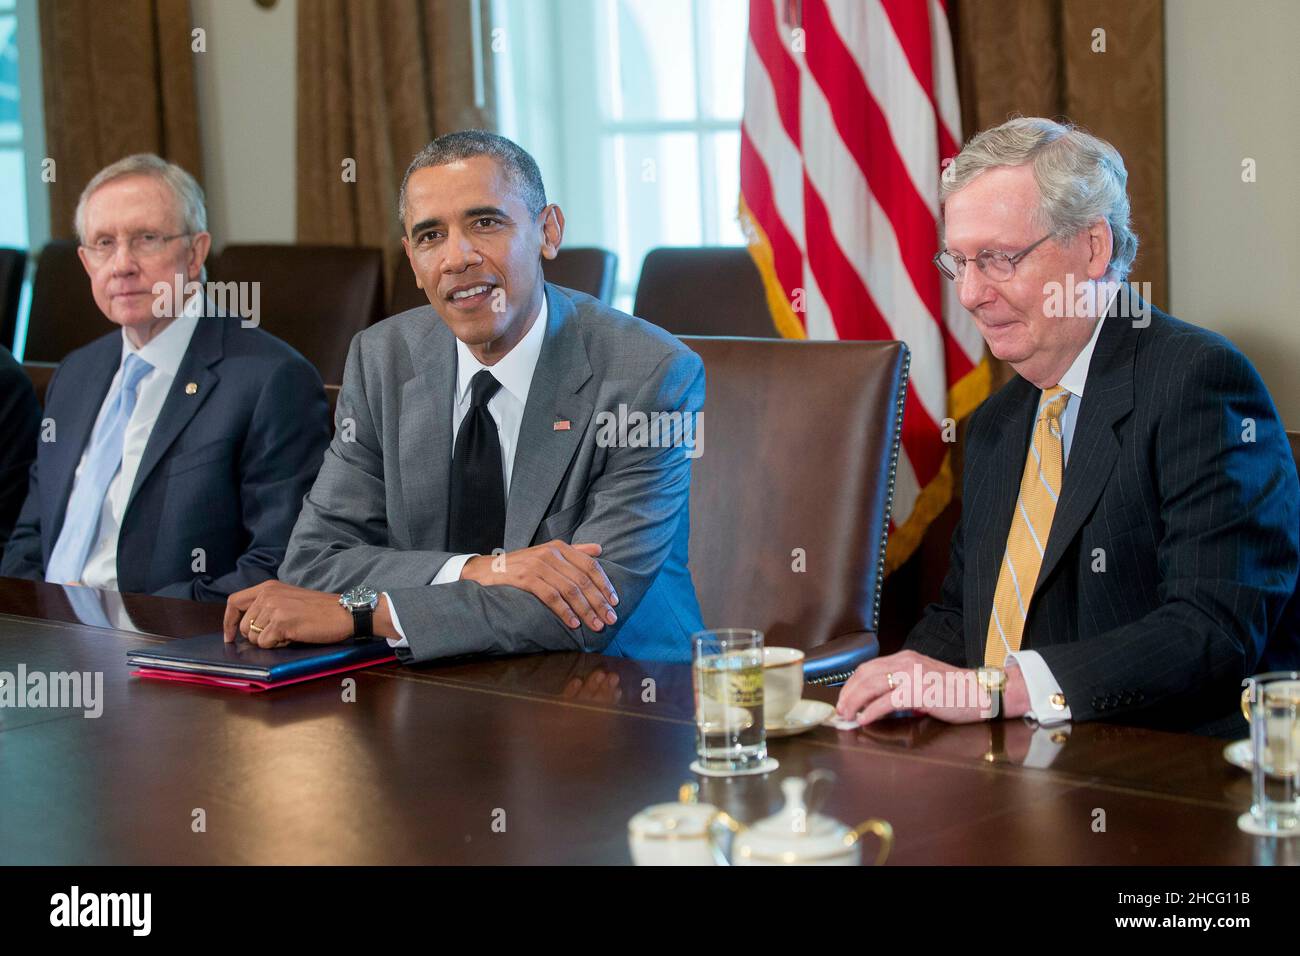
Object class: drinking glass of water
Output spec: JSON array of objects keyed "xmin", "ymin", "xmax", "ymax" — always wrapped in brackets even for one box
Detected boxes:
[
  {"xmin": 692, "ymin": 628, "xmax": 766, "ymax": 772},
  {"xmin": 1244, "ymin": 671, "xmax": 1300, "ymax": 834}
]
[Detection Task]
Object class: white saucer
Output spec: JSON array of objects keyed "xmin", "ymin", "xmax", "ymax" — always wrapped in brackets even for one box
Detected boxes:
[
  {"xmin": 766, "ymin": 699, "xmax": 835, "ymax": 737},
  {"xmin": 690, "ymin": 756, "xmax": 779, "ymax": 778},
  {"xmin": 1237, "ymin": 812, "xmax": 1300, "ymax": 838},
  {"xmin": 1223, "ymin": 739, "xmax": 1252, "ymax": 771}
]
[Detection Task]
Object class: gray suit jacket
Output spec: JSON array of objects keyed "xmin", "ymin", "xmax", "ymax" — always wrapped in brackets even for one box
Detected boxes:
[{"xmin": 280, "ymin": 284, "xmax": 705, "ymax": 663}]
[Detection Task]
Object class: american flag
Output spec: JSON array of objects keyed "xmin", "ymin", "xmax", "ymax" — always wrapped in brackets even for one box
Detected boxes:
[{"xmin": 739, "ymin": 0, "xmax": 989, "ymax": 572}]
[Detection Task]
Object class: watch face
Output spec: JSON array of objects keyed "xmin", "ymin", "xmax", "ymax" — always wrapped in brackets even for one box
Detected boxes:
[{"xmin": 341, "ymin": 586, "xmax": 378, "ymax": 610}]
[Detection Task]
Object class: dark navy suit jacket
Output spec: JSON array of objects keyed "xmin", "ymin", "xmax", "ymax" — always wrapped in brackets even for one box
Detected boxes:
[
  {"xmin": 1, "ymin": 315, "xmax": 331, "ymax": 602},
  {"xmin": 905, "ymin": 301, "xmax": 1300, "ymax": 734},
  {"xmin": 0, "ymin": 346, "xmax": 41, "ymax": 563}
]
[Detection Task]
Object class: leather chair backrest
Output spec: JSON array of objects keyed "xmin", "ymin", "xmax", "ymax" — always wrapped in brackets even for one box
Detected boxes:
[
  {"xmin": 22, "ymin": 362, "xmax": 57, "ymax": 407},
  {"xmin": 211, "ymin": 244, "xmax": 384, "ymax": 384},
  {"xmin": 325, "ymin": 384, "xmax": 340, "ymax": 423},
  {"xmin": 680, "ymin": 336, "xmax": 910, "ymax": 679},
  {"xmin": 543, "ymin": 247, "xmax": 618, "ymax": 304},
  {"xmin": 635, "ymin": 248, "xmax": 777, "ymax": 337},
  {"xmin": 0, "ymin": 247, "xmax": 27, "ymax": 353},
  {"xmin": 24, "ymin": 241, "xmax": 106, "ymax": 363},
  {"xmin": 389, "ymin": 246, "xmax": 620, "ymax": 316}
]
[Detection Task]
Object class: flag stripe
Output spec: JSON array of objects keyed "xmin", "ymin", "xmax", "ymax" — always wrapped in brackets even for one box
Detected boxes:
[
  {"xmin": 739, "ymin": 131, "xmax": 805, "ymax": 311},
  {"xmin": 803, "ymin": 0, "xmax": 943, "ymax": 323},
  {"xmin": 740, "ymin": 0, "xmax": 988, "ymax": 571},
  {"xmin": 797, "ymin": 69, "xmax": 948, "ymax": 425},
  {"xmin": 749, "ymin": 0, "xmax": 802, "ymax": 149},
  {"xmin": 878, "ymin": 0, "xmax": 959, "ymax": 159}
]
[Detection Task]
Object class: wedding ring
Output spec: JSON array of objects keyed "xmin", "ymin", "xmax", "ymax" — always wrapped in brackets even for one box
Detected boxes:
[
  {"xmin": 249, "ymin": 622, "xmax": 264, "ymax": 634},
  {"xmin": 886, "ymin": 672, "xmax": 898, "ymax": 690}
]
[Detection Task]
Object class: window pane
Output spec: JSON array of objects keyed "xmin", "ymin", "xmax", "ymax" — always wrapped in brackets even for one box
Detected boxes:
[
  {"xmin": 609, "ymin": 0, "xmax": 698, "ymax": 123},
  {"xmin": 0, "ymin": 147, "xmax": 29, "ymax": 246},
  {"xmin": 700, "ymin": 0, "xmax": 746, "ymax": 120},
  {"xmin": 609, "ymin": 131, "xmax": 701, "ymax": 293},
  {"xmin": 0, "ymin": 15, "xmax": 20, "ymax": 139},
  {"xmin": 711, "ymin": 130, "xmax": 744, "ymax": 245}
]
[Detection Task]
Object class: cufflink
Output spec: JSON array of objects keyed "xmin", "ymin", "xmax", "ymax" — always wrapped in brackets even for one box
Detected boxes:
[{"xmin": 1049, "ymin": 692, "xmax": 1067, "ymax": 711}]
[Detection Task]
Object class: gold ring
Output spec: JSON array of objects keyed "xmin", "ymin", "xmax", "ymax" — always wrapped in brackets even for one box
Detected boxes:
[
  {"xmin": 249, "ymin": 623, "xmax": 264, "ymax": 634},
  {"xmin": 886, "ymin": 672, "xmax": 898, "ymax": 690}
]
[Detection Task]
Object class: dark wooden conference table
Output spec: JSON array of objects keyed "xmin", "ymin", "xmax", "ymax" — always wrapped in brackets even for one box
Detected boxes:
[{"xmin": 0, "ymin": 577, "xmax": 1282, "ymax": 865}]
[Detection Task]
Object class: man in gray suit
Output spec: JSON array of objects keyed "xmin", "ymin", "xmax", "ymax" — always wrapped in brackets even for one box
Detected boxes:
[{"xmin": 223, "ymin": 131, "xmax": 705, "ymax": 663}]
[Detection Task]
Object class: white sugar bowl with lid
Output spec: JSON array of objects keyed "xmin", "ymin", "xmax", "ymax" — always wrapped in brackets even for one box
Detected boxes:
[
  {"xmin": 729, "ymin": 773, "xmax": 893, "ymax": 866},
  {"xmin": 628, "ymin": 784, "xmax": 724, "ymax": 866}
]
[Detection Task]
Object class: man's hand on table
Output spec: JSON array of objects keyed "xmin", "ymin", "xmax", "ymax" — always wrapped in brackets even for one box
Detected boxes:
[
  {"xmin": 223, "ymin": 580, "xmax": 396, "ymax": 648},
  {"xmin": 834, "ymin": 650, "xmax": 1031, "ymax": 725}
]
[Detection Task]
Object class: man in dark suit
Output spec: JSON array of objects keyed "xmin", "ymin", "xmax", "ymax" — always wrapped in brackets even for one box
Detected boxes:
[
  {"xmin": 0, "ymin": 154, "xmax": 330, "ymax": 602},
  {"xmin": 0, "ymin": 347, "xmax": 41, "ymax": 562},
  {"xmin": 221, "ymin": 131, "xmax": 704, "ymax": 663},
  {"xmin": 837, "ymin": 118, "xmax": 1299, "ymax": 734}
]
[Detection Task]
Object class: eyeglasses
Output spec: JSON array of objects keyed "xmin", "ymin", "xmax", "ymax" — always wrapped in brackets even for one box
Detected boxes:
[
  {"xmin": 932, "ymin": 234, "xmax": 1052, "ymax": 282},
  {"xmin": 81, "ymin": 232, "xmax": 192, "ymax": 264}
]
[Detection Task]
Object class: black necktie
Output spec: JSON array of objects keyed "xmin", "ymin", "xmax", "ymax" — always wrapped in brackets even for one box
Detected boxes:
[{"xmin": 448, "ymin": 370, "xmax": 507, "ymax": 555}]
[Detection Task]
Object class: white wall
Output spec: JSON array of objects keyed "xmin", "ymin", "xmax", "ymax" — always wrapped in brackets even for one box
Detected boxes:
[
  {"xmin": 191, "ymin": 0, "xmax": 296, "ymax": 245},
  {"xmin": 1166, "ymin": 0, "xmax": 1300, "ymax": 428}
]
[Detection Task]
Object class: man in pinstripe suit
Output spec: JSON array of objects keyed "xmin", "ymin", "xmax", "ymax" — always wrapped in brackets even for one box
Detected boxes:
[{"xmin": 837, "ymin": 119, "xmax": 1298, "ymax": 735}]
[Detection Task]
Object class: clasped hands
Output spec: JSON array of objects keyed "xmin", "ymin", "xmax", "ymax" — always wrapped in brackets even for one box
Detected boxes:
[
  {"xmin": 834, "ymin": 650, "xmax": 1031, "ymax": 725},
  {"xmin": 224, "ymin": 540, "xmax": 619, "ymax": 648}
]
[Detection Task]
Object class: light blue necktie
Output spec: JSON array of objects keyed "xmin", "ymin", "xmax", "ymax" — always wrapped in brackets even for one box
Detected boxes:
[{"xmin": 46, "ymin": 353, "xmax": 154, "ymax": 584}]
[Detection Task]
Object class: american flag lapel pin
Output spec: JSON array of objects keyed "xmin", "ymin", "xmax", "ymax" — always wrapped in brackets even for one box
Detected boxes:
[{"xmin": 553, "ymin": 419, "xmax": 571, "ymax": 431}]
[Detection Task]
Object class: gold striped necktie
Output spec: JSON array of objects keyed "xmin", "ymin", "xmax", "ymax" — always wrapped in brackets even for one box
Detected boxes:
[{"xmin": 983, "ymin": 385, "xmax": 1072, "ymax": 667}]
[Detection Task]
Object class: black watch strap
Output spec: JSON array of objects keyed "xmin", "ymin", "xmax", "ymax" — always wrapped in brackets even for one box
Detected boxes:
[{"xmin": 351, "ymin": 605, "xmax": 373, "ymax": 639}]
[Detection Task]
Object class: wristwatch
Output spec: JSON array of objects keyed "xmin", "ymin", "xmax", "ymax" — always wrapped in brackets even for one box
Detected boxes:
[
  {"xmin": 339, "ymin": 585, "xmax": 379, "ymax": 639},
  {"xmin": 976, "ymin": 666, "xmax": 1007, "ymax": 720}
]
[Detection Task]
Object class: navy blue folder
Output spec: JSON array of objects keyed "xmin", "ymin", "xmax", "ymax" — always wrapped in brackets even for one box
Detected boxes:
[{"xmin": 127, "ymin": 632, "xmax": 395, "ymax": 689}]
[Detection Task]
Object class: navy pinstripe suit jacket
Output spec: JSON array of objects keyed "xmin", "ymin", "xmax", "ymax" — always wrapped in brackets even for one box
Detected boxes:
[{"xmin": 905, "ymin": 301, "xmax": 1300, "ymax": 734}]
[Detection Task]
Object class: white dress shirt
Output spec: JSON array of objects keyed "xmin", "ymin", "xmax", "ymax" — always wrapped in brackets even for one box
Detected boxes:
[
  {"xmin": 1005, "ymin": 305, "xmax": 1110, "ymax": 725},
  {"xmin": 385, "ymin": 296, "xmax": 549, "ymax": 646},
  {"xmin": 71, "ymin": 298, "xmax": 203, "ymax": 590}
]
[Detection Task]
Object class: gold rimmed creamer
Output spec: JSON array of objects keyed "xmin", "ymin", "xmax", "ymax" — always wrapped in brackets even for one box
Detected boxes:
[{"xmin": 726, "ymin": 774, "xmax": 893, "ymax": 866}]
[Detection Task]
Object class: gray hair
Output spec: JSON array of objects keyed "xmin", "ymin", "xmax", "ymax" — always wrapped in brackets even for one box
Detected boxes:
[
  {"xmin": 941, "ymin": 117, "xmax": 1137, "ymax": 281},
  {"xmin": 74, "ymin": 153, "xmax": 208, "ymax": 243},
  {"xmin": 398, "ymin": 130, "xmax": 547, "ymax": 229}
]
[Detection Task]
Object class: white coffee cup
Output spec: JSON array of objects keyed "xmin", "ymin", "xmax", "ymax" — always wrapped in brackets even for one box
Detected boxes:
[{"xmin": 763, "ymin": 646, "xmax": 805, "ymax": 723}]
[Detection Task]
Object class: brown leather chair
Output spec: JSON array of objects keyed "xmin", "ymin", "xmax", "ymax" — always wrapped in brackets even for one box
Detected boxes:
[
  {"xmin": 389, "ymin": 246, "xmax": 619, "ymax": 316},
  {"xmin": 24, "ymin": 241, "xmax": 107, "ymax": 363},
  {"xmin": 211, "ymin": 244, "xmax": 384, "ymax": 384},
  {"xmin": 544, "ymin": 247, "xmax": 618, "ymax": 304},
  {"xmin": 635, "ymin": 247, "xmax": 778, "ymax": 337},
  {"xmin": 21, "ymin": 362, "xmax": 57, "ymax": 407},
  {"xmin": 0, "ymin": 248, "xmax": 27, "ymax": 352},
  {"xmin": 680, "ymin": 336, "xmax": 911, "ymax": 684},
  {"xmin": 325, "ymin": 384, "xmax": 340, "ymax": 424}
]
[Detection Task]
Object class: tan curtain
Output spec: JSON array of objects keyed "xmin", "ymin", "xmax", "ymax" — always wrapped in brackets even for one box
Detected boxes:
[
  {"xmin": 296, "ymin": 0, "xmax": 496, "ymax": 297},
  {"xmin": 951, "ymin": 0, "xmax": 1168, "ymax": 310},
  {"xmin": 39, "ymin": 0, "xmax": 202, "ymax": 240}
]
